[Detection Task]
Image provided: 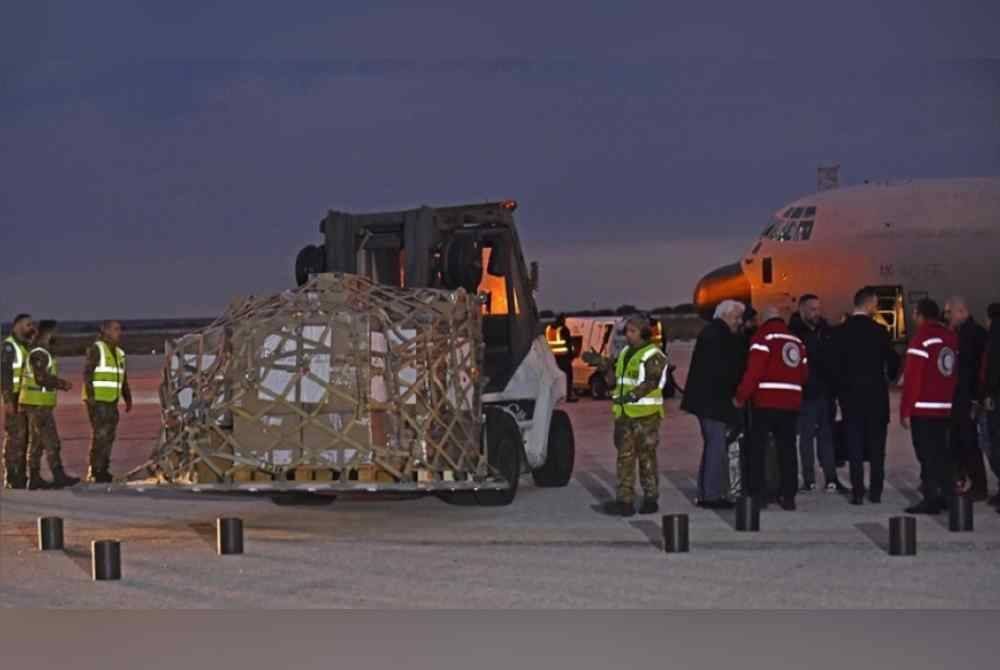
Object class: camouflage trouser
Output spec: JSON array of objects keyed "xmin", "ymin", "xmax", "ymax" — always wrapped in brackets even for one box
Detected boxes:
[
  {"xmin": 614, "ymin": 415, "xmax": 661, "ymax": 504},
  {"xmin": 88, "ymin": 402, "xmax": 119, "ymax": 475},
  {"xmin": 3, "ymin": 410, "xmax": 29, "ymax": 482},
  {"xmin": 24, "ymin": 407, "xmax": 63, "ymax": 473}
]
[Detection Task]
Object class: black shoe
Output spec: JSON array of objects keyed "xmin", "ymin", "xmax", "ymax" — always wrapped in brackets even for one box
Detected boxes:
[
  {"xmin": 779, "ymin": 497, "xmax": 796, "ymax": 511},
  {"xmin": 566, "ymin": 396, "xmax": 579, "ymax": 403},
  {"xmin": 50, "ymin": 468, "xmax": 81, "ymax": 489},
  {"xmin": 868, "ymin": 493, "xmax": 882, "ymax": 504},
  {"xmin": 905, "ymin": 500, "xmax": 943, "ymax": 515},
  {"xmin": 3, "ymin": 472, "xmax": 26, "ymax": 489},
  {"xmin": 849, "ymin": 494, "xmax": 864, "ymax": 506},
  {"xmin": 26, "ymin": 474, "xmax": 51, "ymax": 490},
  {"xmin": 825, "ymin": 478, "xmax": 850, "ymax": 494},
  {"xmin": 987, "ymin": 493, "xmax": 1000, "ymax": 508},
  {"xmin": 88, "ymin": 470, "xmax": 113, "ymax": 484},
  {"xmin": 800, "ymin": 482, "xmax": 815, "ymax": 493},
  {"xmin": 599, "ymin": 500, "xmax": 635, "ymax": 517},
  {"xmin": 638, "ymin": 498, "xmax": 659, "ymax": 515}
]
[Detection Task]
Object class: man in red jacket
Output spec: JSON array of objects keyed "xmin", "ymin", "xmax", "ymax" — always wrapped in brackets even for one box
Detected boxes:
[
  {"xmin": 735, "ymin": 304, "xmax": 809, "ymax": 510},
  {"xmin": 900, "ymin": 298, "xmax": 959, "ymax": 514}
]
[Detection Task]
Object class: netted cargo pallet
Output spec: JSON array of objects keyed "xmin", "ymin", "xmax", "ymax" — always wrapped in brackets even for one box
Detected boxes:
[{"xmin": 128, "ymin": 273, "xmax": 496, "ymax": 491}]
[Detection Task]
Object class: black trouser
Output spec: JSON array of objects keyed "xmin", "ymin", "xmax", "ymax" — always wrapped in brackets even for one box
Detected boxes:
[
  {"xmin": 951, "ymin": 412, "xmax": 987, "ymax": 495},
  {"xmin": 911, "ymin": 417, "xmax": 952, "ymax": 503},
  {"xmin": 844, "ymin": 409, "xmax": 888, "ymax": 497},
  {"xmin": 747, "ymin": 408, "xmax": 798, "ymax": 501},
  {"xmin": 555, "ymin": 355, "xmax": 574, "ymax": 399}
]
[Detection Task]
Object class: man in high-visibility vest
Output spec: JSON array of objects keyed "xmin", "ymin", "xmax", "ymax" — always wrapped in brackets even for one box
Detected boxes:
[
  {"xmin": 83, "ymin": 320, "xmax": 131, "ymax": 483},
  {"xmin": 587, "ymin": 314, "xmax": 668, "ymax": 516},
  {"xmin": 20, "ymin": 320, "xmax": 79, "ymax": 489},
  {"xmin": 2, "ymin": 314, "xmax": 36, "ymax": 488},
  {"xmin": 545, "ymin": 314, "xmax": 577, "ymax": 402}
]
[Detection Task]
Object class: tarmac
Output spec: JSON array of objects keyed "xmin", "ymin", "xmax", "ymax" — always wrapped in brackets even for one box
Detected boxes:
[{"xmin": 2, "ymin": 344, "xmax": 999, "ymax": 608}]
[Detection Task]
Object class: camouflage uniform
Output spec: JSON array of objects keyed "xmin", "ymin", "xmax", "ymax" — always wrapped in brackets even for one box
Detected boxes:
[
  {"xmin": 25, "ymin": 406, "xmax": 64, "ymax": 474},
  {"xmin": 614, "ymin": 414, "xmax": 662, "ymax": 504},
  {"xmin": 84, "ymin": 340, "xmax": 130, "ymax": 480},
  {"xmin": 22, "ymin": 348, "xmax": 76, "ymax": 487},
  {"xmin": 2, "ymin": 337, "xmax": 30, "ymax": 487},
  {"xmin": 590, "ymin": 342, "xmax": 667, "ymax": 506}
]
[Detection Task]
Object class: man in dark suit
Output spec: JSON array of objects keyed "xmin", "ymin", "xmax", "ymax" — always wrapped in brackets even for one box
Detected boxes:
[
  {"xmin": 682, "ymin": 300, "xmax": 746, "ymax": 508},
  {"xmin": 945, "ymin": 296, "xmax": 989, "ymax": 501},
  {"xmin": 831, "ymin": 288, "xmax": 901, "ymax": 505}
]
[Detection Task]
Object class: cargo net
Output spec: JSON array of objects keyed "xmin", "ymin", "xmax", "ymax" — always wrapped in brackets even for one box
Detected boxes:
[{"xmin": 130, "ymin": 274, "xmax": 490, "ymax": 490}]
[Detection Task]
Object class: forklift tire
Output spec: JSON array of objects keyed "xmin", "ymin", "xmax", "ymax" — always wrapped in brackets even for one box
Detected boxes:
[
  {"xmin": 473, "ymin": 408, "xmax": 523, "ymax": 506},
  {"xmin": 589, "ymin": 374, "xmax": 609, "ymax": 400},
  {"xmin": 531, "ymin": 410, "xmax": 575, "ymax": 487}
]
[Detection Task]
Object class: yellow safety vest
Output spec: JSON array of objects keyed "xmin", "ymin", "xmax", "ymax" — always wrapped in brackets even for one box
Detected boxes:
[
  {"xmin": 19, "ymin": 347, "xmax": 58, "ymax": 408},
  {"xmin": 3, "ymin": 335, "xmax": 29, "ymax": 396},
  {"xmin": 86, "ymin": 340, "xmax": 126, "ymax": 403},
  {"xmin": 613, "ymin": 343, "xmax": 666, "ymax": 419},
  {"xmin": 546, "ymin": 324, "xmax": 570, "ymax": 356}
]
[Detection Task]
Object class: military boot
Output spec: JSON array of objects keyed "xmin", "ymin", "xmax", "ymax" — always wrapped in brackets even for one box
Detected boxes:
[
  {"xmin": 3, "ymin": 468, "xmax": 27, "ymax": 489},
  {"xmin": 26, "ymin": 469, "xmax": 52, "ymax": 490},
  {"xmin": 87, "ymin": 469, "xmax": 112, "ymax": 484},
  {"xmin": 50, "ymin": 467, "xmax": 81, "ymax": 489}
]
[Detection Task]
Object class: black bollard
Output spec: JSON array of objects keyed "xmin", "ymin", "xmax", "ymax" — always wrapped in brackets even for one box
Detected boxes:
[
  {"xmin": 888, "ymin": 516, "xmax": 917, "ymax": 556},
  {"xmin": 91, "ymin": 540, "xmax": 121, "ymax": 580},
  {"xmin": 948, "ymin": 495, "xmax": 974, "ymax": 532},
  {"xmin": 661, "ymin": 514, "xmax": 690, "ymax": 553},
  {"xmin": 216, "ymin": 517, "xmax": 244, "ymax": 555},
  {"xmin": 37, "ymin": 517, "xmax": 64, "ymax": 551},
  {"xmin": 734, "ymin": 496, "xmax": 760, "ymax": 532}
]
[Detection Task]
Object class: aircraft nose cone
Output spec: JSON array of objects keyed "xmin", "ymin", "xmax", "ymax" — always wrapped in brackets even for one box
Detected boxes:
[{"xmin": 693, "ymin": 262, "xmax": 752, "ymax": 320}]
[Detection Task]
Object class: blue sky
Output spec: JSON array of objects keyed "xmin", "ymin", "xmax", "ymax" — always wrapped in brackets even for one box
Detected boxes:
[{"xmin": 2, "ymin": 1, "xmax": 998, "ymax": 318}]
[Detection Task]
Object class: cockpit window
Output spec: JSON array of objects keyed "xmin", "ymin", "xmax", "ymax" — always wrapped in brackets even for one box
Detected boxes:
[
  {"xmin": 783, "ymin": 207, "xmax": 795, "ymax": 217},
  {"xmin": 790, "ymin": 207, "xmax": 805, "ymax": 219},
  {"xmin": 761, "ymin": 223, "xmax": 776, "ymax": 238},
  {"xmin": 776, "ymin": 221, "xmax": 798, "ymax": 241},
  {"xmin": 799, "ymin": 220, "xmax": 814, "ymax": 240},
  {"xmin": 803, "ymin": 206, "xmax": 816, "ymax": 217}
]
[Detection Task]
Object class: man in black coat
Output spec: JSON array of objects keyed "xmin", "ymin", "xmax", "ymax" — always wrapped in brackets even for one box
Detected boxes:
[
  {"xmin": 830, "ymin": 288, "xmax": 901, "ymax": 505},
  {"xmin": 682, "ymin": 300, "xmax": 747, "ymax": 508},
  {"xmin": 945, "ymin": 297, "xmax": 989, "ymax": 500},
  {"xmin": 789, "ymin": 294, "xmax": 847, "ymax": 493},
  {"xmin": 983, "ymin": 303, "xmax": 1000, "ymax": 507}
]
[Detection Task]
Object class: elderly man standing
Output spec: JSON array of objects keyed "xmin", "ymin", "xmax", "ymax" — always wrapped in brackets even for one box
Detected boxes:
[{"xmin": 682, "ymin": 300, "xmax": 746, "ymax": 509}]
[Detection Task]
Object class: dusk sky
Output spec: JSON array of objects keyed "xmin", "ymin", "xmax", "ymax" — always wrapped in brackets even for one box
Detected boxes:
[{"xmin": 3, "ymin": 1, "xmax": 998, "ymax": 319}]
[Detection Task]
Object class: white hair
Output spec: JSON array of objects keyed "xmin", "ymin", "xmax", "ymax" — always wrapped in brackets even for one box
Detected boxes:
[{"xmin": 714, "ymin": 300, "xmax": 746, "ymax": 320}]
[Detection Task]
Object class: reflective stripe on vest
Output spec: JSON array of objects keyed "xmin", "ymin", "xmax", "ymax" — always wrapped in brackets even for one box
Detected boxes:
[
  {"xmin": 3, "ymin": 335, "xmax": 28, "ymax": 395},
  {"xmin": 19, "ymin": 348, "xmax": 58, "ymax": 407},
  {"xmin": 613, "ymin": 343, "xmax": 666, "ymax": 419},
  {"xmin": 545, "ymin": 325, "xmax": 569, "ymax": 355},
  {"xmin": 88, "ymin": 340, "xmax": 126, "ymax": 403}
]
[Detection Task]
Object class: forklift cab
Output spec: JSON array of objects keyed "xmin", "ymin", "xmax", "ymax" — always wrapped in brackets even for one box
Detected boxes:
[{"xmin": 295, "ymin": 200, "xmax": 541, "ymax": 393}]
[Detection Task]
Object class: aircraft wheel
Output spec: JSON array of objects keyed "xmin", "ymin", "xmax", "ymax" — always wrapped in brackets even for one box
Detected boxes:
[{"xmin": 532, "ymin": 410, "xmax": 575, "ymax": 488}]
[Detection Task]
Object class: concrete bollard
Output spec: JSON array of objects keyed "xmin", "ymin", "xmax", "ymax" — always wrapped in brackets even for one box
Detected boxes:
[
  {"xmin": 888, "ymin": 516, "xmax": 917, "ymax": 556},
  {"xmin": 37, "ymin": 517, "xmax": 64, "ymax": 551},
  {"xmin": 216, "ymin": 517, "xmax": 244, "ymax": 555},
  {"xmin": 661, "ymin": 514, "xmax": 689, "ymax": 553},
  {"xmin": 91, "ymin": 540, "xmax": 122, "ymax": 580},
  {"xmin": 948, "ymin": 495, "xmax": 974, "ymax": 532},
  {"xmin": 734, "ymin": 496, "xmax": 760, "ymax": 532}
]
